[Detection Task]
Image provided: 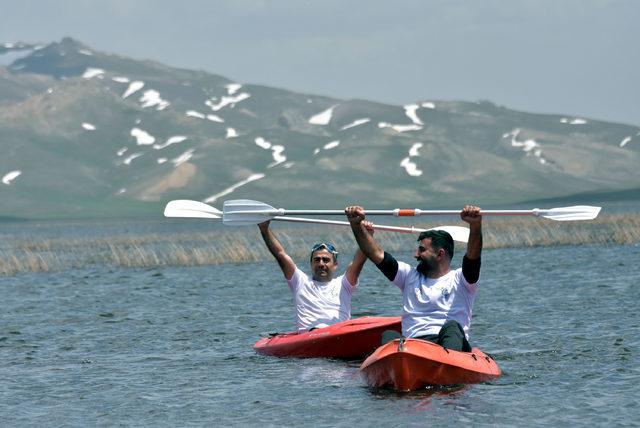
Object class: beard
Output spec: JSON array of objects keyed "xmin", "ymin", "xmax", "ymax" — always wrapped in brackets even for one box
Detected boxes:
[{"xmin": 416, "ymin": 257, "xmax": 435, "ymax": 276}]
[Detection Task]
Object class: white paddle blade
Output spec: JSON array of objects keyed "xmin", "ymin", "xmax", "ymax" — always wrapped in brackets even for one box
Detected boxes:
[
  {"xmin": 540, "ymin": 205, "xmax": 602, "ymax": 221},
  {"xmin": 427, "ymin": 226, "xmax": 470, "ymax": 243},
  {"xmin": 164, "ymin": 200, "xmax": 222, "ymax": 219},
  {"xmin": 223, "ymin": 199, "xmax": 281, "ymax": 225}
]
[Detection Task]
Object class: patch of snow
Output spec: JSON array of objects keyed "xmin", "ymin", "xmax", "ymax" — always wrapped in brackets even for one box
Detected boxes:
[
  {"xmin": 206, "ymin": 93, "xmax": 251, "ymax": 111},
  {"xmin": 226, "ymin": 128, "xmax": 238, "ymax": 138},
  {"xmin": 404, "ymin": 104, "xmax": 423, "ymax": 125},
  {"xmin": 505, "ymin": 129, "xmax": 548, "ymax": 165},
  {"xmin": 2, "ymin": 170, "xmax": 22, "ymax": 185},
  {"xmin": 340, "ymin": 118, "xmax": 370, "ymax": 130},
  {"xmin": 255, "ymin": 137, "xmax": 271, "ymax": 149},
  {"xmin": 112, "ymin": 76, "xmax": 130, "ymax": 83},
  {"xmin": 82, "ymin": 68, "xmax": 105, "ymax": 79},
  {"xmin": 117, "ymin": 188, "xmax": 126, "ymax": 195},
  {"xmin": 139, "ymin": 90, "xmax": 170, "ymax": 110},
  {"xmin": 153, "ymin": 136, "xmax": 187, "ymax": 150},
  {"xmin": 186, "ymin": 110, "xmax": 206, "ymax": 119},
  {"xmin": 206, "ymin": 114, "xmax": 225, "ymax": 123},
  {"xmin": 157, "ymin": 158, "xmax": 168, "ymax": 164},
  {"xmin": 123, "ymin": 81, "xmax": 145, "ymax": 99},
  {"xmin": 512, "ymin": 136, "xmax": 537, "ymax": 152},
  {"xmin": 309, "ymin": 105, "xmax": 337, "ymax": 125},
  {"xmin": 323, "ymin": 140, "xmax": 340, "ymax": 150},
  {"xmin": 130, "ymin": 128, "xmax": 155, "ymax": 145},
  {"xmin": 421, "ymin": 102, "xmax": 436, "ymax": 109},
  {"xmin": 172, "ymin": 149, "xmax": 195, "ymax": 167},
  {"xmin": 620, "ymin": 136, "xmax": 632, "ymax": 148},
  {"xmin": 378, "ymin": 122, "xmax": 423, "ymax": 132},
  {"xmin": 117, "ymin": 147, "xmax": 128, "ymax": 156},
  {"xmin": 82, "ymin": 122, "xmax": 96, "ymax": 131},
  {"xmin": 399, "ymin": 142, "xmax": 424, "ymax": 177},
  {"xmin": 255, "ymin": 138, "xmax": 286, "ymax": 166},
  {"xmin": 400, "ymin": 158, "xmax": 422, "ymax": 177},
  {"xmin": 204, "ymin": 173, "xmax": 265, "ymax": 203},
  {"xmin": 313, "ymin": 148, "xmax": 321, "ymax": 155},
  {"xmin": 226, "ymin": 83, "xmax": 242, "ymax": 95},
  {"xmin": 123, "ymin": 153, "xmax": 143, "ymax": 165},
  {"xmin": 46, "ymin": 88, "xmax": 53, "ymax": 94},
  {"xmin": 269, "ymin": 145, "xmax": 286, "ymax": 166},
  {"xmin": 78, "ymin": 49, "xmax": 93, "ymax": 56},
  {"xmin": 560, "ymin": 117, "xmax": 587, "ymax": 125},
  {"xmin": 408, "ymin": 142, "xmax": 423, "ymax": 157}
]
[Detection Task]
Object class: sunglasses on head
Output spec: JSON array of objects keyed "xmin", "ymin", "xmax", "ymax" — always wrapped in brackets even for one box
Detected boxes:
[
  {"xmin": 311, "ymin": 242, "xmax": 337, "ymax": 254},
  {"xmin": 310, "ymin": 243, "xmax": 338, "ymax": 261}
]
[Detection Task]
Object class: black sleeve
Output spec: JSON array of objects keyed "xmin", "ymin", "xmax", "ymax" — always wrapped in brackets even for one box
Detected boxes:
[
  {"xmin": 462, "ymin": 255, "xmax": 481, "ymax": 284},
  {"xmin": 375, "ymin": 251, "xmax": 399, "ymax": 281}
]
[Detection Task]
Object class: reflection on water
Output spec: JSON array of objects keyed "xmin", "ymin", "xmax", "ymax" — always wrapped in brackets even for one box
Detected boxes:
[{"xmin": 368, "ymin": 383, "xmax": 470, "ymax": 406}]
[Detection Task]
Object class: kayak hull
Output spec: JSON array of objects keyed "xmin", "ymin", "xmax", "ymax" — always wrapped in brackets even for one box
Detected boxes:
[
  {"xmin": 253, "ymin": 316, "xmax": 401, "ymax": 359},
  {"xmin": 360, "ymin": 338, "xmax": 501, "ymax": 391}
]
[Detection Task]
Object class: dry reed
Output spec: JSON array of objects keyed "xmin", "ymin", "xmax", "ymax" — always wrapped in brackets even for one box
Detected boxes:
[{"xmin": 1, "ymin": 212, "xmax": 638, "ymax": 275}]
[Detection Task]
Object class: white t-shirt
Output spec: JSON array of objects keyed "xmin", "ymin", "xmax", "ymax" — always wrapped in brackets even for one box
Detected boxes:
[
  {"xmin": 287, "ymin": 268, "xmax": 357, "ymax": 332},
  {"xmin": 393, "ymin": 261, "xmax": 479, "ymax": 339}
]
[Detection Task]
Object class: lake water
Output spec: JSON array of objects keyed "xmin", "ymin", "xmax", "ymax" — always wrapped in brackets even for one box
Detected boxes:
[{"xmin": 1, "ymin": 221, "xmax": 639, "ymax": 426}]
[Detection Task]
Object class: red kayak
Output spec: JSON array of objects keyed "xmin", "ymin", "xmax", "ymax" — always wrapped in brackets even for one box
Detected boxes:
[
  {"xmin": 360, "ymin": 338, "xmax": 501, "ymax": 391},
  {"xmin": 253, "ymin": 316, "xmax": 401, "ymax": 359}
]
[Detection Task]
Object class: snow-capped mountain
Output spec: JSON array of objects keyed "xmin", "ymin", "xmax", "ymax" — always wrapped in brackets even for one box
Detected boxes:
[{"xmin": 1, "ymin": 38, "xmax": 638, "ymax": 219}]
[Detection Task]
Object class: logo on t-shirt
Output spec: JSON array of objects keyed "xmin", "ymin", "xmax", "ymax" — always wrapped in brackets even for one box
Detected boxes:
[
  {"xmin": 436, "ymin": 284, "xmax": 451, "ymax": 300},
  {"xmin": 415, "ymin": 283, "xmax": 451, "ymax": 302}
]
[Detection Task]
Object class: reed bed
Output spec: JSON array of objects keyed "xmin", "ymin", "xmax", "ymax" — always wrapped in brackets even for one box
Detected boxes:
[{"xmin": 1, "ymin": 212, "xmax": 638, "ymax": 275}]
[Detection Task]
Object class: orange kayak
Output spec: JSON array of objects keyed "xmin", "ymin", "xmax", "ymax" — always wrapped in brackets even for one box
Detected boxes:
[
  {"xmin": 253, "ymin": 316, "xmax": 401, "ymax": 359},
  {"xmin": 360, "ymin": 338, "xmax": 501, "ymax": 391}
]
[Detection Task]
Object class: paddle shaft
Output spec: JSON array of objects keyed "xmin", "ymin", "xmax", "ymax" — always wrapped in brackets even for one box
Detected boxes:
[
  {"xmin": 223, "ymin": 200, "xmax": 600, "ymax": 221},
  {"xmin": 270, "ymin": 216, "xmax": 470, "ymax": 243},
  {"xmin": 273, "ymin": 216, "xmax": 432, "ymax": 233},
  {"xmin": 228, "ymin": 209, "xmax": 553, "ymax": 217}
]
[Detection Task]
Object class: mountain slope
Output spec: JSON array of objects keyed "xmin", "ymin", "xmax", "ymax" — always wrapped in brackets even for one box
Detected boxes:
[{"xmin": 1, "ymin": 38, "xmax": 638, "ymax": 219}]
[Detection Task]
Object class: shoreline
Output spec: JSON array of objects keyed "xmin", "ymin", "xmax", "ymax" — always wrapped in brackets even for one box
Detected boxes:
[{"xmin": 1, "ymin": 213, "xmax": 639, "ymax": 275}]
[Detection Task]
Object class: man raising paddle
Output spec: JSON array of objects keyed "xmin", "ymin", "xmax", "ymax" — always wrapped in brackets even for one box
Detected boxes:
[
  {"xmin": 258, "ymin": 221, "xmax": 372, "ymax": 333},
  {"xmin": 345, "ymin": 205, "xmax": 483, "ymax": 351}
]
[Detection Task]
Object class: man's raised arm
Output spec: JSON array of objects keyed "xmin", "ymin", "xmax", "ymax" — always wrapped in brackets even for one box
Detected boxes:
[
  {"xmin": 258, "ymin": 221, "xmax": 296, "ymax": 280},
  {"xmin": 344, "ymin": 206, "xmax": 385, "ymax": 265}
]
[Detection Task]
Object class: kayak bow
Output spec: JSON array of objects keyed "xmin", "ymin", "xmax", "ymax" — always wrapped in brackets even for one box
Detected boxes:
[
  {"xmin": 253, "ymin": 316, "xmax": 401, "ymax": 359},
  {"xmin": 360, "ymin": 338, "xmax": 501, "ymax": 391}
]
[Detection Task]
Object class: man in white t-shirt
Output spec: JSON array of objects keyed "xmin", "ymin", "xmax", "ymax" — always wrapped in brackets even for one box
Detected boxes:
[
  {"xmin": 258, "ymin": 221, "xmax": 371, "ymax": 332},
  {"xmin": 345, "ymin": 205, "xmax": 483, "ymax": 351}
]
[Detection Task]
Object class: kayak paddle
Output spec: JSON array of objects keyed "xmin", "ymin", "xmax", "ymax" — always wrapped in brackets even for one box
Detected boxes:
[
  {"xmin": 164, "ymin": 199, "xmax": 222, "ymax": 218},
  {"xmin": 164, "ymin": 199, "xmax": 470, "ymax": 243},
  {"xmin": 223, "ymin": 199, "xmax": 602, "ymax": 222}
]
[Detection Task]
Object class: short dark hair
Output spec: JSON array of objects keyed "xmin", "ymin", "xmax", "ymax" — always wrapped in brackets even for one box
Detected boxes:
[{"xmin": 417, "ymin": 230, "xmax": 454, "ymax": 261}]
